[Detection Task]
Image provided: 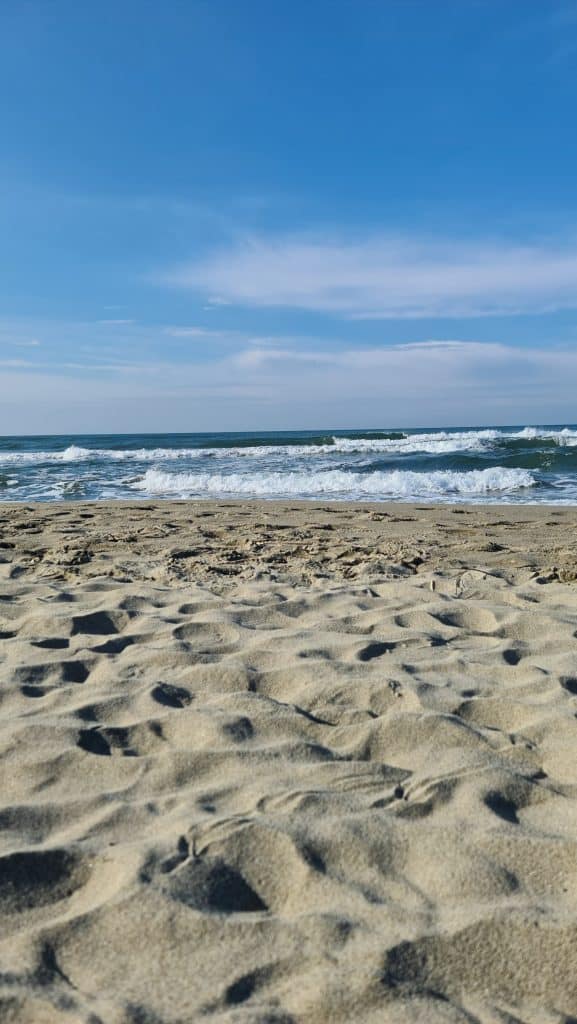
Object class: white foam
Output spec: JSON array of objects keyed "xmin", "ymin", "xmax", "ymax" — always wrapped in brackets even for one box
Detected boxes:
[
  {"xmin": 329, "ymin": 431, "xmax": 499, "ymax": 454},
  {"xmin": 0, "ymin": 446, "xmax": 93, "ymax": 465},
  {"xmin": 133, "ymin": 466, "xmax": 535, "ymax": 500},
  {"xmin": 0, "ymin": 446, "xmax": 209, "ymax": 465},
  {"xmin": 61, "ymin": 445, "xmax": 92, "ymax": 461},
  {"xmin": 513, "ymin": 427, "xmax": 577, "ymax": 445}
]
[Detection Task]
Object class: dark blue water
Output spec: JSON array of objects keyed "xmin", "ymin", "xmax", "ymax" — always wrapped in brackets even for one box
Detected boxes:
[{"xmin": 1, "ymin": 425, "xmax": 576, "ymax": 503}]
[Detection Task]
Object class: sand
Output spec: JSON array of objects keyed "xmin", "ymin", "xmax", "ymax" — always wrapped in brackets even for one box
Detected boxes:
[{"xmin": 1, "ymin": 499, "xmax": 577, "ymax": 1023}]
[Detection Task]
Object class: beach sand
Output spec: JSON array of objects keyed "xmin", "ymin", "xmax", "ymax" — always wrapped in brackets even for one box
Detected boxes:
[{"xmin": 1, "ymin": 499, "xmax": 577, "ymax": 1023}]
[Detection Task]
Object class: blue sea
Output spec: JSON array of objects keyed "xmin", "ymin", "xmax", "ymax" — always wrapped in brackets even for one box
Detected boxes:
[{"xmin": 1, "ymin": 426, "xmax": 577, "ymax": 504}]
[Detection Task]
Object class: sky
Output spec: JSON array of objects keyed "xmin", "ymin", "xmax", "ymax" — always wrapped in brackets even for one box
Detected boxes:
[{"xmin": 2, "ymin": 0, "xmax": 577, "ymax": 434}]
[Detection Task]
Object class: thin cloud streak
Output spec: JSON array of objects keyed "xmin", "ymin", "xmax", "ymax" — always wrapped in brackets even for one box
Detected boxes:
[
  {"xmin": 163, "ymin": 326, "xmax": 226, "ymax": 339},
  {"xmin": 0, "ymin": 338, "xmax": 41, "ymax": 348},
  {"xmin": 97, "ymin": 318, "xmax": 136, "ymax": 325},
  {"xmin": 1, "ymin": 339, "xmax": 577, "ymax": 432},
  {"xmin": 166, "ymin": 235, "xmax": 577, "ymax": 319}
]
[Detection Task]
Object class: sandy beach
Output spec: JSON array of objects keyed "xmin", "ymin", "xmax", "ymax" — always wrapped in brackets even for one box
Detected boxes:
[{"xmin": 1, "ymin": 499, "xmax": 577, "ymax": 1023}]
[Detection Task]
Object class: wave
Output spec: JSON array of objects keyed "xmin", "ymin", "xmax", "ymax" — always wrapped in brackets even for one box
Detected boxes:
[
  {"xmin": 512, "ymin": 427, "xmax": 577, "ymax": 446},
  {"xmin": 329, "ymin": 431, "xmax": 500, "ymax": 454},
  {"xmin": 330, "ymin": 428, "xmax": 577, "ymax": 454},
  {"xmin": 1, "ymin": 428, "xmax": 577, "ymax": 466},
  {"xmin": 0, "ymin": 441, "xmax": 464, "ymax": 463},
  {"xmin": 0, "ymin": 445, "xmax": 210, "ymax": 465},
  {"xmin": 132, "ymin": 466, "xmax": 536, "ymax": 500}
]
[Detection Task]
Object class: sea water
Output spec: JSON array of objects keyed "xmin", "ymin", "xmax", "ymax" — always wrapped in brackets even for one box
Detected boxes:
[{"xmin": 1, "ymin": 426, "xmax": 577, "ymax": 504}]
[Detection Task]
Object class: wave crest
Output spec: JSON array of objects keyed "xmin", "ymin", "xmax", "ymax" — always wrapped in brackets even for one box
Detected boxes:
[{"xmin": 132, "ymin": 466, "xmax": 535, "ymax": 500}]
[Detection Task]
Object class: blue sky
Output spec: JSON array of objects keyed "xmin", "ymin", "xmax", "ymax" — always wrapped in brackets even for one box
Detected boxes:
[{"xmin": 2, "ymin": 0, "xmax": 577, "ymax": 433}]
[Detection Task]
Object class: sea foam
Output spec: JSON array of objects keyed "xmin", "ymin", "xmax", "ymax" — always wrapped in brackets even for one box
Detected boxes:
[{"xmin": 133, "ymin": 466, "xmax": 536, "ymax": 500}]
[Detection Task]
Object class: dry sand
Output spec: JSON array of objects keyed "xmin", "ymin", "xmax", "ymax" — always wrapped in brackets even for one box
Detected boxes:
[{"xmin": 1, "ymin": 499, "xmax": 577, "ymax": 1023}]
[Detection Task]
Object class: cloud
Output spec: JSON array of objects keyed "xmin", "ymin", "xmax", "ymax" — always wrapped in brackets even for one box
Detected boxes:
[
  {"xmin": 97, "ymin": 318, "xmax": 136, "ymax": 325},
  {"xmin": 232, "ymin": 340, "xmax": 522, "ymax": 384},
  {"xmin": 164, "ymin": 234, "xmax": 577, "ymax": 319},
  {"xmin": 236, "ymin": 339, "xmax": 512, "ymax": 365},
  {"xmin": 234, "ymin": 347, "xmax": 336, "ymax": 368},
  {"xmin": 225, "ymin": 339, "xmax": 577, "ymax": 420},
  {"xmin": 1, "ymin": 334, "xmax": 576, "ymax": 433},
  {"xmin": 0, "ymin": 336, "xmax": 41, "ymax": 348},
  {"xmin": 163, "ymin": 326, "xmax": 224, "ymax": 338},
  {"xmin": 163, "ymin": 326, "xmax": 285, "ymax": 346}
]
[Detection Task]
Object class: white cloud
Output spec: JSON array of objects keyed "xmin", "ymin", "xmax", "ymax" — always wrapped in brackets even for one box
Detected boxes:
[
  {"xmin": 165, "ymin": 234, "xmax": 577, "ymax": 319},
  {"xmin": 97, "ymin": 318, "xmax": 136, "ymax": 325},
  {"xmin": 0, "ymin": 336, "xmax": 41, "ymax": 348},
  {"xmin": 236, "ymin": 339, "xmax": 512, "ymax": 367},
  {"xmin": 0, "ymin": 337, "xmax": 576, "ymax": 433},
  {"xmin": 225, "ymin": 339, "xmax": 577, "ymax": 421},
  {"xmin": 163, "ymin": 326, "xmax": 285, "ymax": 347},
  {"xmin": 231, "ymin": 340, "xmax": 525, "ymax": 390},
  {"xmin": 163, "ymin": 326, "xmax": 224, "ymax": 338},
  {"xmin": 234, "ymin": 347, "xmax": 336, "ymax": 368}
]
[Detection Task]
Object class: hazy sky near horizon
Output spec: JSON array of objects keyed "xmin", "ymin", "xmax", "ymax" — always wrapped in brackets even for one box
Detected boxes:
[{"xmin": 3, "ymin": 0, "xmax": 577, "ymax": 434}]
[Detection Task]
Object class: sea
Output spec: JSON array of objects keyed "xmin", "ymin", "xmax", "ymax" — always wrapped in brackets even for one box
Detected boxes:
[{"xmin": 1, "ymin": 426, "xmax": 577, "ymax": 505}]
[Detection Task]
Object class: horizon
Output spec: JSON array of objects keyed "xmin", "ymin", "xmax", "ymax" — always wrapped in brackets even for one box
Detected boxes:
[
  {"xmin": 1, "ymin": 419, "xmax": 577, "ymax": 444},
  {"xmin": 2, "ymin": 1, "xmax": 577, "ymax": 432},
  {"xmin": 2, "ymin": 421, "xmax": 577, "ymax": 442}
]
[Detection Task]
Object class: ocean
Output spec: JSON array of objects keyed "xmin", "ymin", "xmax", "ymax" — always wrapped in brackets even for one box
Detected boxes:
[{"xmin": 1, "ymin": 426, "xmax": 577, "ymax": 504}]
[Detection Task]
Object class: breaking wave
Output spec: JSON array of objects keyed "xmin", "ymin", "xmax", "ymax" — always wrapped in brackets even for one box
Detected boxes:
[{"xmin": 133, "ymin": 466, "xmax": 536, "ymax": 500}]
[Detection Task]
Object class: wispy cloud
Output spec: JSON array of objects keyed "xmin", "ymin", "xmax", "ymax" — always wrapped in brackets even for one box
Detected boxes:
[
  {"xmin": 232, "ymin": 340, "xmax": 519, "ymax": 380},
  {"xmin": 162, "ymin": 325, "xmax": 285, "ymax": 346},
  {"xmin": 97, "ymin": 318, "xmax": 136, "ymax": 325},
  {"xmin": 0, "ymin": 335, "xmax": 41, "ymax": 348},
  {"xmin": 1, "ymin": 338, "xmax": 577, "ymax": 432},
  {"xmin": 226, "ymin": 339, "xmax": 577, "ymax": 421},
  {"xmin": 163, "ymin": 326, "xmax": 224, "ymax": 339},
  {"xmin": 164, "ymin": 234, "xmax": 577, "ymax": 319}
]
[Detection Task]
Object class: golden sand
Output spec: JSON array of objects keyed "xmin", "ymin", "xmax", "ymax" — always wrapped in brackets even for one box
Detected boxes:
[{"xmin": 1, "ymin": 500, "xmax": 577, "ymax": 1022}]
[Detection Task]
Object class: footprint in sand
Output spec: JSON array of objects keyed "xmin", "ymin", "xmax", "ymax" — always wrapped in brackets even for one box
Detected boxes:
[
  {"xmin": 71, "ymin": 610, "xmax": 129, "ymax": 636},
  {"xmin": 151, "ymin": 682, "xmax": 194, "ymax": 708},
  {"xmin": 356, "ymin": 641, "xmax": 396, "ymax": 661},
  {"xmin": 0, "ymin": 848, "xmax": 90, "ymax": 914},
  {"xmin": 172, "ymin": 621, "xmax": 239, "ymax": 657},
  {"xmin": 153, "ymin": 853, "xmax": 267, "ymax": 914}
]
